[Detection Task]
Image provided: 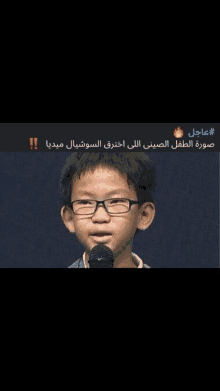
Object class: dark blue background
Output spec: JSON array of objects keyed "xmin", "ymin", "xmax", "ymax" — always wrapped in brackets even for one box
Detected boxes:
[{"xmin": 0, "ymin": 152, "xmax": 218, "ymax": 268}]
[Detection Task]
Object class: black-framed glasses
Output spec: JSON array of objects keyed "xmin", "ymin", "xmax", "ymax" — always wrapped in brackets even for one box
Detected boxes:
[{"xmin": 70, "ymin": 198, "xmax": 140, "ymax": 215}]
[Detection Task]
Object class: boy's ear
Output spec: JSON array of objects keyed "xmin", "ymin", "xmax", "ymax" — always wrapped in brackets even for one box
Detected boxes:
[
  {"xmin": 60, "ymin": 205, "xmax": 75, "ymax": 233},
  {"xmin": 137, "ymin": 202, "xmax": 155, "ymax": 231}
]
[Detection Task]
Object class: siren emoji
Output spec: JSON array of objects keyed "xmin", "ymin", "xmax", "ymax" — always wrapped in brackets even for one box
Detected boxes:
[{"xmin": 173, "ymin": 127, "xmax": 184, "ymax": 138}]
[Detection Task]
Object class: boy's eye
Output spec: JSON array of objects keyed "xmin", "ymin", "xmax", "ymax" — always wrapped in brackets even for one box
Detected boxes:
[
  {"xmin": 78, "ymin": 200, "xmax": 93, "ymax": 205},
  {"xmin": 109, "ymin": 199, "xmax": 126, "ymax": 205}
]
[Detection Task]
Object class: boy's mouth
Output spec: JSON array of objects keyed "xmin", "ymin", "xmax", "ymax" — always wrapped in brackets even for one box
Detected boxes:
[
  {"xmin": 90, "ymin": 232, "xmax": 113, "ymax": 243},
  {"xmin": 91, "ymin": 232, "xmax": 112, "ymax": 237}
]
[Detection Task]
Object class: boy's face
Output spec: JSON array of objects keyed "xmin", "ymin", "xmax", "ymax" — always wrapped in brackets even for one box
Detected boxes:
[{"xmin": 61, "ymin": 165, "xmax": 155, "ymax": 263}]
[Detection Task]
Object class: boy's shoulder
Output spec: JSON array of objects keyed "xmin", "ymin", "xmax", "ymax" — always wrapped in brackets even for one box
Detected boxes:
[{"xmin": 68, "ymin": 258, "xmax": 84, "ymax": 268}]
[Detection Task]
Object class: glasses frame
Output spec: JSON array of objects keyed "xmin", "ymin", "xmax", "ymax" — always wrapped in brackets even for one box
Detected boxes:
[{"xmin": 70, "ymin": 198, "xmax": 140, "ymax": 215}]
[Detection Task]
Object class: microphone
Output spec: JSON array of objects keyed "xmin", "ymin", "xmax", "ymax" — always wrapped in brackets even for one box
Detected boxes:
[{"xmin": 88, "ymin": 244, "xmax": 114, "ymax": 268}]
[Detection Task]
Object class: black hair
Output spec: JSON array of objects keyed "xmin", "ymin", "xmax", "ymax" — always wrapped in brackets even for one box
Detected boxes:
[{"xmin": 59, "ymin": 152, "xmax": 157, "ymax": 235}]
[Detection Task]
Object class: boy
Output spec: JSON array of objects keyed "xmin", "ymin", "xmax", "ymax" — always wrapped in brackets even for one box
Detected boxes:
[{"xmin": 60, "ymin": 152, "xmax": 156, "ymax": 268}]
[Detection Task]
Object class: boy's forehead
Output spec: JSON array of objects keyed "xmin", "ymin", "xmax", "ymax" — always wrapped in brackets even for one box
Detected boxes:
[{"xmin": 71, "ymin": 166, "xmax": 136, "ymax": 198}]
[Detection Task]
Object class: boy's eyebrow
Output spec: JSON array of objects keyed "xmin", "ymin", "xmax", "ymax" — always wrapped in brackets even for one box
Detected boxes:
[{"xmin": 76, "ymin": 190, "xmax": 129, "ymax": 197}]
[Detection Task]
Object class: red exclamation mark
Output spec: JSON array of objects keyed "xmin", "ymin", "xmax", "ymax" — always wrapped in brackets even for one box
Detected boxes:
[
  {"xmin": 34, "ymin": 137, "xmax": 38, "ymax": 150},
  {"xmin": 29, "ymin": 137, "xmax": 34, "ymax": 150}
]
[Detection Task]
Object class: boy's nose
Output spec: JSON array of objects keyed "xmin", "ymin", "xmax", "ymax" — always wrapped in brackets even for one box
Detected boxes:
[{"xmin": 92, "ymin": 204, "xmax": 111, "ymax": 222}]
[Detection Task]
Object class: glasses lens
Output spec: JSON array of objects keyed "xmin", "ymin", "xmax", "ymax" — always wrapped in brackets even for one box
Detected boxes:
[
  {"xmin": 73, "ymin": 200, "xmax": 96, "ymax": 215},
  {"xmin": 106, "ymin": 199, "xmax": 129, "ymax": 213}
]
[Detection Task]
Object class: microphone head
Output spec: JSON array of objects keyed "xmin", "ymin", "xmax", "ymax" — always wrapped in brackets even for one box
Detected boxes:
[{"xmin": 88, "ymin": 244, "xmax": 114, "ymax": 268}]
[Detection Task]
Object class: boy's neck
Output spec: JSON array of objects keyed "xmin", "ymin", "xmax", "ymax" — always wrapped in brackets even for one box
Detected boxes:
[{"xmin": 113, "ymin": 253, "xmax": 137, "ymax": 268}]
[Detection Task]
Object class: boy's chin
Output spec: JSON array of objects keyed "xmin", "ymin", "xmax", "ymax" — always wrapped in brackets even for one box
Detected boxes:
[{"xmin": 86, "ymin": 240, "xmax": 114, "ymax": 255}]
